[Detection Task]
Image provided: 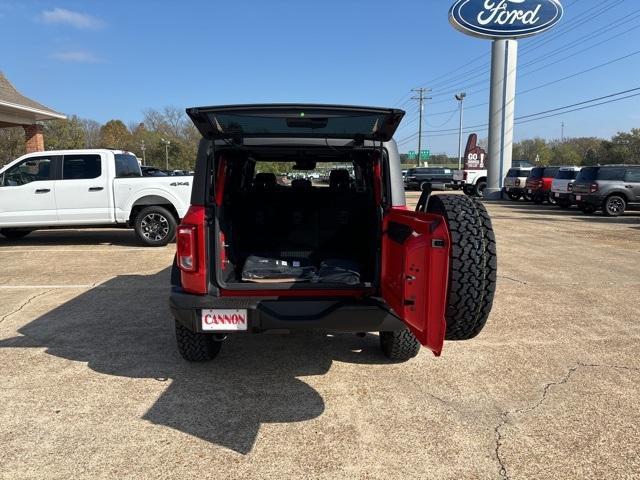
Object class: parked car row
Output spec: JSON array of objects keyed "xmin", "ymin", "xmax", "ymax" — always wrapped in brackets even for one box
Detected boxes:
[{"xmin": 504, "ymin": 164, "xmax": 640, "ymax": 217}]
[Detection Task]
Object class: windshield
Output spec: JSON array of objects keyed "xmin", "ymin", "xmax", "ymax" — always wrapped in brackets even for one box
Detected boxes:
[{"xmin": 556, "ymin": 169, "xmax": 578, "ymax": 180}]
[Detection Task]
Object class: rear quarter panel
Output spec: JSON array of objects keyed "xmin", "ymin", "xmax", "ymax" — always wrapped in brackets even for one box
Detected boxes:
[{"xmin": 113, "ymin": 176, "xmax": 193, "ymax": 222}]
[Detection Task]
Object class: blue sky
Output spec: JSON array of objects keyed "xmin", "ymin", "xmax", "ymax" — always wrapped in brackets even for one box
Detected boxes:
[{"xmin": 1, "ymin": 0, "xmax": 639, "ymax": 155}]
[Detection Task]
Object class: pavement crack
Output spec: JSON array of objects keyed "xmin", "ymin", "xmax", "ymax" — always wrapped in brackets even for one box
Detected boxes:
[
  {"xmin": 498, "ymin": 275, "xmax": 528, "ymax": 285},
  {"xmin": 492, "ymin": 363, "xmax": 639, "ymax": 480},
  {"xmin": 0, "ymin": 290, "xmax": 51, "ymax": 324}
]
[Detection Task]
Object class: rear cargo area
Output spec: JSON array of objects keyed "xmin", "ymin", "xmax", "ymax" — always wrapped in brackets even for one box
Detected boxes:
[{"xmin": 214, "ymin": 148, "xmax": 381, "ymax": 289}]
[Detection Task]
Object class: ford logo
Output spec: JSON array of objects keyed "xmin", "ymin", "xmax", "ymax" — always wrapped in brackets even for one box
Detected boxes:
[{"xmin": 449, "ymin": 0, "xmax": 564, "ymax": 39}]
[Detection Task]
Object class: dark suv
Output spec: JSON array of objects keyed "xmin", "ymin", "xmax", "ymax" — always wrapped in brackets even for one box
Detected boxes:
[
  {"xmin": 169, "ymin": 104, "xmax": 497, "ymax": 363},
  {"xmin": 572, "ymin": 165, "xmax": 640, "ymax": 216},
  {"xmin": 404, "ymin": 167, "xmax": 454, "ymax": 191}
]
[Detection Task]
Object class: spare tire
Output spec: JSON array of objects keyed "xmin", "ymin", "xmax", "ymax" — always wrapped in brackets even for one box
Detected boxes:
[{"xmin": 426, "ymin": 194, "xmax": 497, "ymax": 340}]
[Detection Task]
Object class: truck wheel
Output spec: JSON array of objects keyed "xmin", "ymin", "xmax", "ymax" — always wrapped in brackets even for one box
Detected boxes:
[
  {"xmin": 603, "ymin": 195, "xmax": 626, "ymax": 217},
  {"xmin": 175, "ymin": 320, "xmax": 222, "ymax": 362},
  {"xmin": 428, "ymin": 195, "xmax": 497, "ymax": 340},
  {"xmin": 134, "ymin": 206, "xmax": 177, "ymax": 246},
  {"xmin": 507, "ymin": 192, "xmax": 521, "ymax": 201},
  {"xmin": 462, "ymin": 185, "xmax": 474, "ymax": 196},
  {"xmin": 0, "ymin": 228, "xmax": 33, "ymax": 240},
  {"xmin": 379, "ymin": 330, "xmax": 420, "ymax": 361},
  {"xmin": 547, "ymin": 193, "xmax": 557, "ymax": 205},
  {"xmin": 474, "ymin": 181, "xmax": 486, "ymax": 198}
]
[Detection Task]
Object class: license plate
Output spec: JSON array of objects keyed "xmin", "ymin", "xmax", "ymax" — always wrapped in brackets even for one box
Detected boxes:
[
  {"xmin": 576, "ymin": 195, "xmax": 581, "ymax": 201},
  {"xmin": 202, "ymin": 309, "xmax": 248, "ymax": 331},
  {"xmin": 555, "ymin": 192, "xmax": 560, "ymax": 197}
]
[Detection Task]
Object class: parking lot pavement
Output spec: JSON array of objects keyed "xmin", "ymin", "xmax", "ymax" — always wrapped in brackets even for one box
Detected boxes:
[{"xmin": 1, "ymin": 203, "xmax": 639, "ymax": 480}]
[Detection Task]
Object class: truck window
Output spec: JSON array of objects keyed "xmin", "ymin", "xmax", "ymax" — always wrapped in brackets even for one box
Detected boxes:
[
  {"xmin": 1, "ymin": 157, "xmax": 53, "ymax": 186},
  {"xmin": 63, "ymin": 155, "xmax": 101, "ymax": 180},
  {"xmin": 576, "ymin": 167, "xmax": 598, "ymax": 182},
  {"xmin": 624, "ymin": 169, "xmax": 640, "ymax": 182},
  {"xmin": 115, "ymin": 154, "xmax": 142, "ymax": 178},
  {"xmin": 556, "ymin": 170, "xmax": 578, "ymax": 180}
]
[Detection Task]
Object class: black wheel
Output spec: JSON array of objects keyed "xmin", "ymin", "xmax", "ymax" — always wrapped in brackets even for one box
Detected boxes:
[
  {"xmin": 507, "ymin": 192, "xmax": 521, "ymax": 201},
  {"xmin": 603, "ymin": 195, "xmax": 626, "ymax": 217},
  {"xmin": 547, "ymin": 193, "xmax": 557, "ymax": 205},
  {"xmin": 134, "ymin": 206, "xmax": 177, "ymax": 246},
  {"xmin": 523, "ymin": 192, "xmax": 533, "ymax": 202},
  {"xmin": 175, "ymin": 320, "xmax": 222, "ymax": 362},
  {"xmin": 462, "ymin": 185, "xmax": 474, "ymax": 196},
  {"xmin": 579, "ymin": 204, "xmax": 596, "ymax": 215},
  {"xmin": 379, "ymin": 330, "xmax": 420, "ymax": 361},
  {"xmin": 427, "ymin": 194, "xmax": 497, "ymax": 340},
  {"xmin": 474, "ymin": 181, "xmax": 487, "ymax": 198},
  {"xmin": 0, "ymin": 228, "xmax": 33, "ymax": 240},
  {"xmin": 420, "ymin": 181, "xmax": 432, "ymax": 192}
]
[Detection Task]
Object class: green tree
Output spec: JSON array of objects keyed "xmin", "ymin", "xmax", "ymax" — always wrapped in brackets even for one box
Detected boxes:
[
  {"xmin": 99, "ymin": 120, "xmax": 131, "ymax": 149},
  {"xmin": 43, "ymin": 115, "xmax": 85, "ymax": 150},
  {"xmin": 0, "ymin": 127, "xmax": 26, "ymax": 166}
]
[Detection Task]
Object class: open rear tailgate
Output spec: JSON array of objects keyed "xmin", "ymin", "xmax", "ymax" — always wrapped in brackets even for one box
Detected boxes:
[{"xmin": 186, "ymin": 104, "xmax": 405, "ymax": 142}]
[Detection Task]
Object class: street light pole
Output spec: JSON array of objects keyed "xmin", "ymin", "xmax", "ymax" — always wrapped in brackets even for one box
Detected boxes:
[
  {"xmin": 160, "ymin": 138, "xmax": 171, "ymax": 171},
  {"xmin": 455, "ymin": 92, "xmax": 466, "ymax": 170},
  {"xmin": 140, "ymin": 140, "xmax": 146, "ymax": 166}
]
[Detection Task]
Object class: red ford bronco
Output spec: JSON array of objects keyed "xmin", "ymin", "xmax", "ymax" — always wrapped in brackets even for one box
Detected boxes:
[{"xmin": 169, "ymin": 104, "xmax": 497, "ymax": 362}]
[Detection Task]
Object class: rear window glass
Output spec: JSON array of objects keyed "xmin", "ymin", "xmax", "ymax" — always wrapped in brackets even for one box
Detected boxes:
[
  {"xmin": 528, "ymin": 167, "xmax": 545, "ymax": 179},
  {"xmin": 556, "ymin": 169, "xmax": 578, "ymax": 180},
  {"xmin": 543, "ymin": 167, "xmax": 560, "ymax": 179},
  {"xmin": 597, "ymin": 168, "xmax": 626, "ymax": 181},
  {"xmin": 576, "ymin": 167, "xmax": 598, "ymax": 182},
  {"xmin": 507, "ymin": 169, "xmax": 529, "ymax": 177},
  {"xmin": 115, "ymin": 154, "xmax": 142, "ymax": 178}
]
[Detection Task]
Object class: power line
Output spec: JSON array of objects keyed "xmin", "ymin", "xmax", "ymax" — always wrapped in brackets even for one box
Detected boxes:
[{"xmin": 396, "ymin": 87, "xmax": 640, "ymax": 144}]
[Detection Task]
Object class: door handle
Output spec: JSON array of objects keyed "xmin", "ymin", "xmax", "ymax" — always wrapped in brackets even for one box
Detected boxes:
[
  {"xmin": 88, "ymin": 187, "xmax": 104, "ymax": 192},
  {"xmin": 35, "ymin": 189, "xmax": 50, "ymax": 194}
]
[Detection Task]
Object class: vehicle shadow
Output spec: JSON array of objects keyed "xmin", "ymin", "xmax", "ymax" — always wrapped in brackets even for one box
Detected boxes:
[
  {"xmin": 0, "ymin": 229, "xmax": 144, "ymax": 247},
  {"xmin": 0, "ymin": 268, "xmax": 390, "ymax": 454}
]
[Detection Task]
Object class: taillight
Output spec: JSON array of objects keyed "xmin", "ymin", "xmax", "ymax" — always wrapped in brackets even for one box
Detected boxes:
[
  {"xmin": 177, "ymin": 206, "xmax": 207, "ymax": 295},
  {"xmin": 463, "ymin": 171, "xmax": 468, "ymax": 180},
  {"xmin": 590, "ymin": 182, "xmax": 599, "ymax": 193},
  {"xmin": 515, "ymin": 179, "xmax": 521, "ymax": 186},
  {"xmin": 568, "ymin": 183, "xmax": 573, "ymax": 192},
  {"xmin": 177, "ymin": 226, "xmax": 197, "ymax": 272}
]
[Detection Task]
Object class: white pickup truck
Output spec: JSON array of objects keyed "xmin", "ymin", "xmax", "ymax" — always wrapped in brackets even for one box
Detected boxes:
[{"xmin": 0, "ymin": 149, "xmax": 192, "ymax": 246}]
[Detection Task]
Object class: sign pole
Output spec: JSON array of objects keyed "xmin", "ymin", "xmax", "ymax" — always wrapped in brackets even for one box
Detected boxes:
[{"xmin": 485, "ymin": 38, "xmax": 518, "ymax": 200}]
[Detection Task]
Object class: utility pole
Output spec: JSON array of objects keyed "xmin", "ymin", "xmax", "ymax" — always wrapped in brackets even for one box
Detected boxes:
[
  {"xmin": 455, "ymin": 92, "xmax": 467, "ymax": 170},
  {"xmin": 160, "ymin": 138, "xmax": 171, "ymax": 171},
  {"xmin": 561, "ymin": 122, "xmax": 565, "ymax": 142},
  {"xmin": 140, "ymin": 140, "xmax": 146, "ymax": 166},
  {"xmin": 411, "ymin": 88, "xmax": 431, "ymax": 166}
]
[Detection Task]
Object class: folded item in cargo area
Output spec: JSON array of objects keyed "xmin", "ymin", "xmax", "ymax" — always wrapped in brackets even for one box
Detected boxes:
[
  {"xmin": 241, "ymin": 255, "xmax": 316, "ymax": 283},
  {"xmin": 317, "ymin": 259, "xmax": 361, "ymax": 285}
]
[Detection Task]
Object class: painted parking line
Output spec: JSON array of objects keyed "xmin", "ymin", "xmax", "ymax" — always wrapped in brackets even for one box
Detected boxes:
[{"xmin": 0, "ymin": 248, "xmax": 168, "ymax": 253}]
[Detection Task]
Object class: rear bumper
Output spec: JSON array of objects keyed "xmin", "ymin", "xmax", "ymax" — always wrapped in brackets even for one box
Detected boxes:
[
  {"xmin": 169, "ymin": 288, "xmax": 406, "ymax": 333},
  {"xmin": 572, "ymin": 194, "xmax": 604, "ymax": 207},
  {"xmin": 551, "ymin": 192, "xmax": 572, "ymax": 201}
]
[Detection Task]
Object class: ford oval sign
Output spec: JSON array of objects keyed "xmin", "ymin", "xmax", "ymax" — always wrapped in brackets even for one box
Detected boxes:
[{"xmin": 449, "ymin": 0, "xmax": 564, "ymax": 39}]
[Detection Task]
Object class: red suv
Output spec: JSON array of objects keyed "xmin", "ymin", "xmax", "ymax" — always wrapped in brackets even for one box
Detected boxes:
[
  {"xmin": 169, "ymin": 104, "xmax": 497, "ymax": 363},
  {"xmin": 525, "ymin": 166, "xmax": 561, "ymax": 204}
]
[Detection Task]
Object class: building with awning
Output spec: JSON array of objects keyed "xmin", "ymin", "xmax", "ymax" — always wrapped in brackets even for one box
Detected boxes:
[{"xmin": 0, "ymin": 72, "xmax": 66, "ymax": 153}]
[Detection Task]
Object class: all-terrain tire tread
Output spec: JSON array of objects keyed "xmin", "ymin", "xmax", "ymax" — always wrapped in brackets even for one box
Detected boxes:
[
  {"xmin": 380, "ymin": 330, "xmax": 421, "ymax": 361},
  {"xmin": 428, "ymin": 194, "xmax": 497, "ymax": 340},
  {"xmin": 175, "ymin": 320, "xmax": 221, "ymax": 362}
]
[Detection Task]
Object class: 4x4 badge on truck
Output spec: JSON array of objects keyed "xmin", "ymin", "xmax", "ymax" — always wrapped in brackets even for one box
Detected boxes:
[{"xmin": 170, "ymin": 182, "xmax": 190, "ymax": 187}]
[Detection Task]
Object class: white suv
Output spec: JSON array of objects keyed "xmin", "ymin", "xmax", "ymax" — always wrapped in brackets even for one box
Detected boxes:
[{"xmin": 551, "ymin": 166, "xmax": 581, "ymax": 209}]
